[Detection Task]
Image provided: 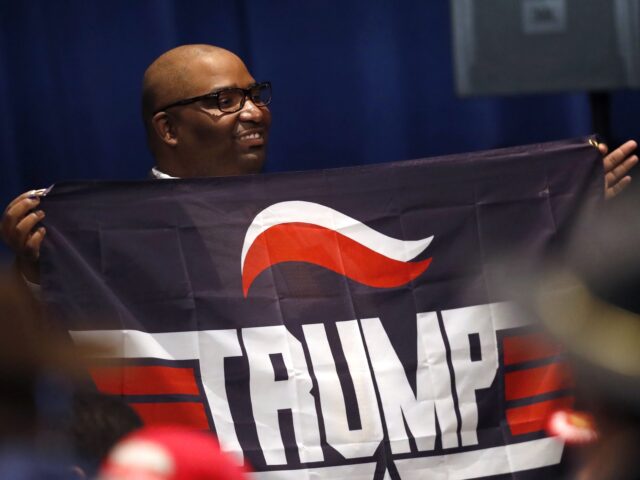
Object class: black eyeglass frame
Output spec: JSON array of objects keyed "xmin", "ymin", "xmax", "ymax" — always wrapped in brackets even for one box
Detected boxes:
[{"xmin": 154, "ymin": 81, "xmax": 272, "ymax": 115}]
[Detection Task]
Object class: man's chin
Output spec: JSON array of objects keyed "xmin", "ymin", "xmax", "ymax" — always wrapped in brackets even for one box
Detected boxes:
[{"xmin": 236, "ymin": 150, "xmax": 266, "ymax": 175}]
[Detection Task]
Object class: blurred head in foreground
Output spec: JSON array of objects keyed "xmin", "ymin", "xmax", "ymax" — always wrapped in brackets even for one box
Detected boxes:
[
  {"xmin": 0, "ymin": 274, "xmax": 142, "ymax": 478},
  {"xmin": 0, "ymin": 274, "xmax": 81, "ymax": 476},
  {"xmin": 70, "ymin": 391, "xmax": 143, "ymax": 477},
  {"xmin": 0, "ymin": 274, "xmax": 75, "ymax": 442},
  {"xmin": 98, "ymin": 426, "xmax": 247, "ymax": 480},
  {"xmin": 526, "ymin": 186, "xmax": 640, "ymax": 480}
]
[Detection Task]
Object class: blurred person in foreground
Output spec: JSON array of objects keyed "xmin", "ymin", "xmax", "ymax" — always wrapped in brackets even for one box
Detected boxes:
[
  {"xmin": 1, "ymin": 44, "xmax": 637, "ymax": 286},
  {"xmin": 69, "ymin": 391, "xmax": 143, "ymax": 478},
  {"xmin": 98, "ymin": 425, "xmax": 248, "ymax": 480},
  {"xmin": 521, "ymin": 184, "xmax": 640, "ymax": 480},
  {"xmin": 0, "ymin": 273, "xmax": 79, "ymax": 478},
  {"xmin": 0, "ymin": 274, "xmax": 143, "ymax": 478}
]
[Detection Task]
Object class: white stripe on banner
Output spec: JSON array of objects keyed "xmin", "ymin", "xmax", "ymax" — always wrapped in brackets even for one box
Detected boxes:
[
  {"xmin": 69, "ymin": 329, "xmax": 200, "ymax": 360},
  {"xmin": 490, "ymin": 301, "xmax": 531, "ymax": 331},
  {"xmin": 394, "ymin": 437, "xmax": 564, "ymax": 479},
  {"xmin": 246, "ymin": 438, "xmax": 562, "ymax": 479},
  {"xmin": 250, "ymin": 462, "xmax": 377, "ymax": 479}
]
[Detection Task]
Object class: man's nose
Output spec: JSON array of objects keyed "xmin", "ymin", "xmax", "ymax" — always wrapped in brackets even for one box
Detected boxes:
[{"xmin": 238, "ymin": 98, "xmax": 265, "ymax": 122}]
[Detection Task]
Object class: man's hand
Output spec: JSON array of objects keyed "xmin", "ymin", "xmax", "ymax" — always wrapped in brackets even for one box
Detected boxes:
[
  {"xmin": 599, "ymin": 140, "xmax": 638, "ymax": 199},
  {"xmin": 1, "ymin": 189, "xmax": 47, "ymax": 283}
]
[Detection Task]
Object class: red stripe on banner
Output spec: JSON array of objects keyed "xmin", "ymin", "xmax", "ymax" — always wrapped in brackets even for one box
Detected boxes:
[
  {"xmin": 242, "ymin": 222, "xmax": 432, "ymax": 296},
  {"xmin": 505, "ymin": 362, "xmax": 574, "ymax": 401},
  {"xmin": 506, "ymin": 397, "xmax": 574, "ymax": 436},
  {"xmin": 131, "ymin": 402, "xmax": 210, "ymax": 429},
  {"xmin": 89, "ymin": 366, "xmax": 200, "ymax": 396},
  {"xmin": 503, "ymin": 333, "xmax": 562, "ymax": 366}
]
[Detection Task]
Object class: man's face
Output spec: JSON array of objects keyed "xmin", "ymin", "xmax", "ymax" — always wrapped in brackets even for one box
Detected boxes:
[{"xmin": 169, "ymin": 52, "xmax": 271, "ymax": 177}]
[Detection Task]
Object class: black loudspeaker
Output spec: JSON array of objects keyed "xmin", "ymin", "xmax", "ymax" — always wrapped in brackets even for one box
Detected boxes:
[{"xmin": 451, "ymin": 0, "xmax": 640, "ymax": 96}]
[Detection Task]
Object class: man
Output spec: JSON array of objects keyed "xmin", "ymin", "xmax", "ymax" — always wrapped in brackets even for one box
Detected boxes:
[
  {"xmin": 2, "ymin": 44, "xmax": 272, "ymax": 283},
  {"xmin": 141, "ymin": 44, "xmax": 271, "ymax": 179},
  {"xmin": 0, "ymin": 44, "xmax": 637, "ymax": 282}
]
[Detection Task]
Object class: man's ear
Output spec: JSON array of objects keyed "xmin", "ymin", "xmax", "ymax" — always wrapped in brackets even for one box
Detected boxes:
[{"xmin": 151, "ymin": 112, "xmax": 178, "ymax": 147}]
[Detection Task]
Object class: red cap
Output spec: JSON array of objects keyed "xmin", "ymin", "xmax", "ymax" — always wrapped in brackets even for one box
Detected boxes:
[{"xmin": 98, "ymin": 426, "xmax": 248, "ymax": 480}]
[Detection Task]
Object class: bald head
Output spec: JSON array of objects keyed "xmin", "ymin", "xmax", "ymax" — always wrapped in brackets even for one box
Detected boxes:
[
  {"xmin": 141, "ymin": 44, "xmax": 271, "ymax": 178},
  {"xmin": 142, "ymin": 44, "xmax": 243, "ymax": 131}
]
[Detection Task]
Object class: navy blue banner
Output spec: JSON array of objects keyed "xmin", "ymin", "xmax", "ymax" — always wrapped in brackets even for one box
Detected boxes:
[{"xmin": 41, "ymin": 137, "xmax": 602, "ymax": 479}]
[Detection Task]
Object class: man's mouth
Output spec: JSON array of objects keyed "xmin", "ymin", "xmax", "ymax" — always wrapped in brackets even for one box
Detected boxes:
[{"xmin": 236, "ymin": 130, "xmax": 265, "ymax": 147}]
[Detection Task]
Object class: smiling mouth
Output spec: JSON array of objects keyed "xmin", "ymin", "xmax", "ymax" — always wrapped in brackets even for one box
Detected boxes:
[
  {"xmin": 236, "ymin": 131, "xmax": 266, "ymax": 147},
  {"xmin": 239, "ymin": 132, "xmax": 261, "ymax": 140}
]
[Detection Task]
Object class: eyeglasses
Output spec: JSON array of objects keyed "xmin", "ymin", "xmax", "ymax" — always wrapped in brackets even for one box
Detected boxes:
[{"xmin": 155, "ymin": 82, "xmax": 272, "ymax": 114}]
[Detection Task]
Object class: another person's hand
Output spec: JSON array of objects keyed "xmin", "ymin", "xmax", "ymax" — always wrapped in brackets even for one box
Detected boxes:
[
  {"xmin": 599, "ymin": 140, "xmax": 638, "ymax": 199},
  {"xmin": 1, "ymin": 189, "xmax": 47, "ymax": 283}
]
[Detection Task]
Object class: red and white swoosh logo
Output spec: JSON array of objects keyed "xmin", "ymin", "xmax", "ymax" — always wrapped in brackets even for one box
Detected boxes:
[{"xmin": 240, "ymin": 201, "xmax": 434, "ymax": 297}]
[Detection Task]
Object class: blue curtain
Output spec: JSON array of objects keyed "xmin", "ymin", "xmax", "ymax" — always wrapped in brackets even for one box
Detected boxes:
[{"xmin": 2, "ymin": 0, "xmax": 639, "ymax": 260}]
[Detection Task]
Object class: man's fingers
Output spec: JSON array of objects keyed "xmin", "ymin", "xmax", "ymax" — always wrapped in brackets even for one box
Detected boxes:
[
  {"xmin": 602, "ymin": 140, "xmax": 637, "ymax": 200},
  {"xmin": 598, "ymin": 143, "xmax": 609, "ymax": 155},
  {"xmin": 4, "ymin": 196, "xmax": 40, "ymax": 224},
  {"xmin": 606, "ymin": 154, "xmax": 638, "ymax": 185},
  {"xmin": 12, "ymin": 210, "xmax": 45, "ymax": 251},
  {"xmin": 6, "ymin": 190, "xmax": 38, "ymax": 211},
  {"xmin": 605, "ymin": 176, "xmax": 632, "ymax": 200},
  {"xmin": 603, "ymin": 140, "xmax": 638, "ymax": 171},
  {"xmin": 1, "ymin": 196, "xmax": 41, "ymax": 242},
  {"xmin": 24, "ymin": 226, "xmax": 46, "ymax": 260},
  {"xmin": 5, "ymin": 189, "xmax": 46, "ymax": 212}
]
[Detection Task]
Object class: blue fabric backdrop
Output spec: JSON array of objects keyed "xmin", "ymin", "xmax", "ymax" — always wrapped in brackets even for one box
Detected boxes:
[{"xmin": 1, "ymin": 0, "xmax": 640, "ymax": 262}]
